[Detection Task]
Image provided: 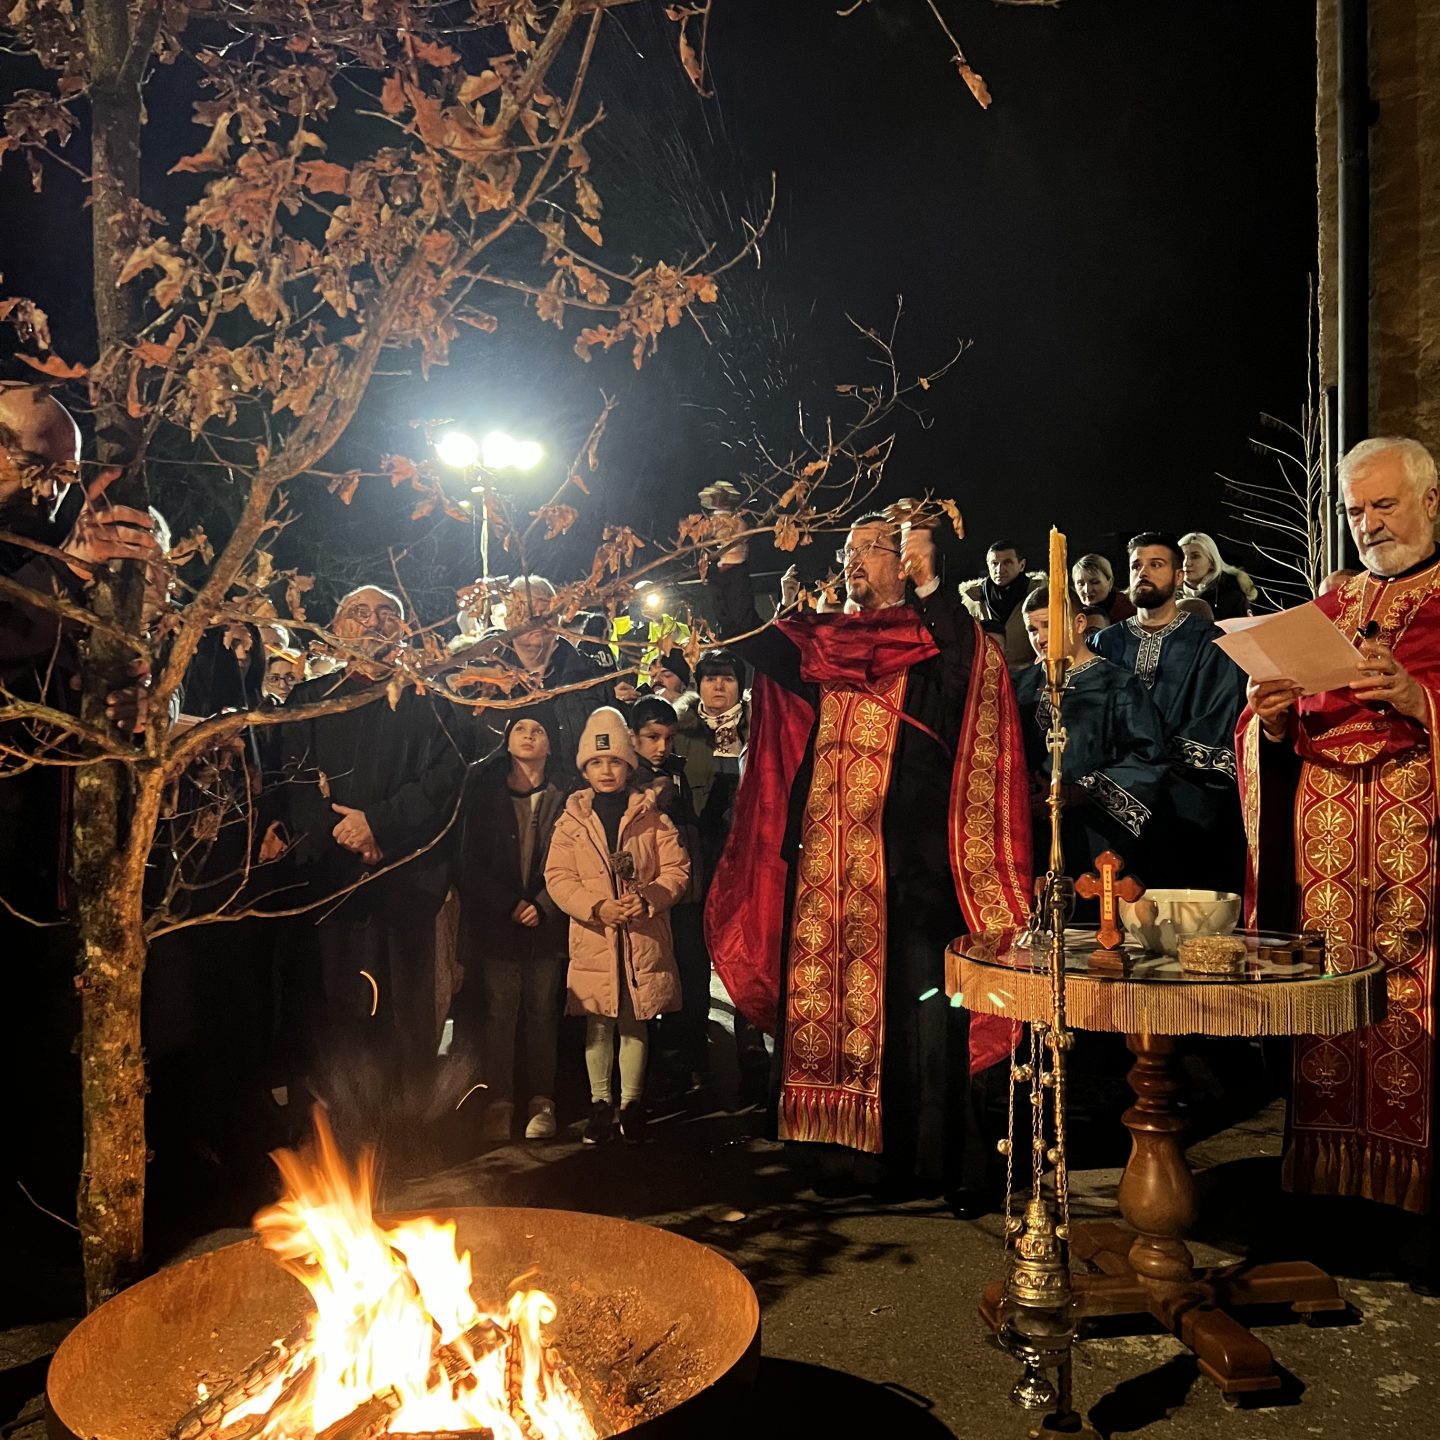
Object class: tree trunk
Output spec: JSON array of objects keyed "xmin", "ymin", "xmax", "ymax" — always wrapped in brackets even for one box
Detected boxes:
[
  {"xmin": 71, "ymin": 775, "xmax": 156, "ymax": 1306},
  {"xmin": 73, "ymin": 0, "xmax": 154, "ymax": 1309}
]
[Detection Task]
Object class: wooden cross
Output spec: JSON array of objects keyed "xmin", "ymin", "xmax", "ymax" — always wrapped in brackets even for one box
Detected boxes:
[{"xmin": 1075, "ymin": 850, "xmax": 1145, "ymax": 953}]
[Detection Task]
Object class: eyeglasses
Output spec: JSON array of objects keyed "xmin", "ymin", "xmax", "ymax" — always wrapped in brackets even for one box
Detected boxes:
[
  {"xmin": 834, "ymin": 542, "xmax": 901, "ymax": 566},
  {"xmin": 339, "ymin": 603, "xmax": 401, "ymax": 625}
]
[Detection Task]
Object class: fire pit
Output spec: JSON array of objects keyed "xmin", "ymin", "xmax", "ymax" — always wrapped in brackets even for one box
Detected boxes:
[{"xmin": 46, "ymin": 1125, "xmax": 758, "ymax": 1439}]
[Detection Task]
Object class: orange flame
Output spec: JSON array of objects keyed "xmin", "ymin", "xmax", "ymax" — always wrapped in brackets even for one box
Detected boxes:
[{"xmin": 213, "ymin": 1111, "xmax": 597, "ymax": 1439}]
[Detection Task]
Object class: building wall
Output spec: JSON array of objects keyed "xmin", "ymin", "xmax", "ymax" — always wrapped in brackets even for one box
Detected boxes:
[{"xmin": 1317, "ymin": 0, "xmax": 1440, "ymax": 454}]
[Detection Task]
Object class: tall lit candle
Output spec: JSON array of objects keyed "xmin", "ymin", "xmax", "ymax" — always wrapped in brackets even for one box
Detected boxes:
[{"xmin": 1048, "ymin": 526, "xmax": 1067, "ymax": 681}]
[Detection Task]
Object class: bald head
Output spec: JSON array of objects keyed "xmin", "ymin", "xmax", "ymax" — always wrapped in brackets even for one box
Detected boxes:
[{"xmin": 0, "ymin": 383, "xmax": 81, "ymax": 504}]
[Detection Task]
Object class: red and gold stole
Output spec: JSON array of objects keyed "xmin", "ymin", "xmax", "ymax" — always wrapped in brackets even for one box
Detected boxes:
[
  {"xmin": 1239, "ymin": 561, "xmax": 1440, "ymax": 1212},
  {"xmin": 779, "ymin": 669, "xmax": 909, "ymax": 1152},
  {"xmin": 771, "ymin": 615, "xmax": 1032, "ymax": 1152},
  {"xmin": 773, "ymin": 611, "xmax": 940, "ymax": 1152}
]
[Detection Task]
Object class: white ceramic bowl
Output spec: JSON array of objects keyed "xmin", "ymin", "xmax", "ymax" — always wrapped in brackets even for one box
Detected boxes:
[{"xmin": 1117, "ymin": 889, "xmax": 1242, "ymax": 955}]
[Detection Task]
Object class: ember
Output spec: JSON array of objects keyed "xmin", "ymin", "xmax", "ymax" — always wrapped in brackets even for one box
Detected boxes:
[{"xmin": 171, "ymin": 1112, "xmax": 596, "ymax": 1440}]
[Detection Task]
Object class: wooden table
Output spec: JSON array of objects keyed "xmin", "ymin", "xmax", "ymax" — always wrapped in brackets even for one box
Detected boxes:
[{"xmin": 951, "ymin": 932, "xmax": 1387, "ymax": 1398}]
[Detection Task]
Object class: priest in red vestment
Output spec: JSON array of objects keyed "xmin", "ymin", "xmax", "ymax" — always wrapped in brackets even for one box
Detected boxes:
[
  {"xmin": 704, "ymin": 512, "xmax": 1031, "ymax": 1205},
  {"xmin": 1239, "ymin": 437, "xmax": 1440, "ymax": 1240}
]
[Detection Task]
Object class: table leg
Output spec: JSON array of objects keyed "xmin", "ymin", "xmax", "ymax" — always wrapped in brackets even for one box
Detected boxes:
[
  {"xmin": 1115, "ymin": 1032, "xmax": 1280, "ymax": 1394},
  {"xmin": 1116, "ymin": 1033, "xmax": 1199, "ymax": 1287}
]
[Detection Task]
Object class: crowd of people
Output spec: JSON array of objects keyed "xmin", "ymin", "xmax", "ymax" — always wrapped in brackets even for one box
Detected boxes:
[{"xmin": 3, "ymin": 378, "xmax": 1438, "ymax": 1284}]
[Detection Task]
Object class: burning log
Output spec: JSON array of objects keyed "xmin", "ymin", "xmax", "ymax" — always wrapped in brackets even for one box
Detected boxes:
[
  {"xmin": 170, "ymin": 1320, "xmax": 312, "ymax": 1440},
  {"xmin": 314, "ymin": 1387, "xmax": 401, "ymax": 1440},
  {"xmin": 434, "ymin": 1318, "xmax": 507, "ymax": 1384}
]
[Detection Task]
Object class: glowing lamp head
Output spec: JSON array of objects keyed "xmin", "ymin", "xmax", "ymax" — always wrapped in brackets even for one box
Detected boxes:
[
  {"xmin": 481, "ymin": 431, "xmax": 543, "ymax": 471},
  {"xmin": 435, "ymin": 431, "xmax": 480, "ymax": 470}
]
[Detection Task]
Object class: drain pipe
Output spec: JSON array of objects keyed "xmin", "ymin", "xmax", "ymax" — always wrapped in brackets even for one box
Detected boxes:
[{"xmin": 1334, "ymin": 0, "xmax": 1369, "ymax": 569}]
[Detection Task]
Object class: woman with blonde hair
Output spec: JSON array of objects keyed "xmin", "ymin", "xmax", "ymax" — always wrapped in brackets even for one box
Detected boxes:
[
  {"xmin": 1070, "ymin": 553, "xmax": 1135, "ymax": 625},
  {"xmin": 1178, "ymin": 532, "xmax": 1256, "ymax": 620}
]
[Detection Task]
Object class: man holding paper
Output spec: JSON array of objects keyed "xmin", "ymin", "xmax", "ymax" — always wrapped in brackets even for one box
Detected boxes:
[{"xmin": 1240, "ymin": 436, "xmax": 1440, "ymax": 1236}]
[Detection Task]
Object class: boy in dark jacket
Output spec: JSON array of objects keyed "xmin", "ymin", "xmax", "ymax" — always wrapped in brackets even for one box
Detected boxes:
[
  {"xmin": 630, "ymin": 695, "xmax": 712, "ymax": 1093},
  {"xmin": 454, "ymin": 711, "xmax": 568, "ymax": 1142}
]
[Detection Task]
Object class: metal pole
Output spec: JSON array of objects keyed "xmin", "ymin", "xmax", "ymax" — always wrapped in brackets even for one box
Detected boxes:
[{"xmin": 1336, "ymin": 0, "xmax": 1369, "ymax": 465}]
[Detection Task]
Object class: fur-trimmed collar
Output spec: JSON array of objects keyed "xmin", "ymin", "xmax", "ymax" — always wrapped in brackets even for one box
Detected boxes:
[{"xmin": 957, "ymin": 570, "xmax": 1047, "ymax": 595}]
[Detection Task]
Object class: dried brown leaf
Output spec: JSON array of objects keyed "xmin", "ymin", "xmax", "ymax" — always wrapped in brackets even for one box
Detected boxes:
[{"xmin": 18, "ymin": 353, "xmax": 86, "ymax": 379}]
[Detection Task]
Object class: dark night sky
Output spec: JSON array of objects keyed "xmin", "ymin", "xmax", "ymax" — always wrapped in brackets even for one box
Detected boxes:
[{"xmin": 1, "ymin": 1, "xmax": 1318, "ymax": 614}]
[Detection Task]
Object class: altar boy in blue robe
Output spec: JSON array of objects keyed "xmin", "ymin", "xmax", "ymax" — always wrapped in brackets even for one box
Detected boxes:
[
  {"xmin": 1091, "ymin": 532, "xmax": 1248, "ymax": 892},
  {"xmin": 1013, "ymin": 585, "xmax": 1169, "ymax": 899}
]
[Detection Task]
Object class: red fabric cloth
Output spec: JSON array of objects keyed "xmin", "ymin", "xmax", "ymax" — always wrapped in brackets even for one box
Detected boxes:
[{"xmin": 949, "ymin": 631, "xmax": 1035, "ymax": 1071}]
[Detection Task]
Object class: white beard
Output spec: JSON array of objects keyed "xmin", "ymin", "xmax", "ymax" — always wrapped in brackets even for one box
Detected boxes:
[{"xmin": 1360, "ymin": 534, "xmax": 1434, "ymax": 576}]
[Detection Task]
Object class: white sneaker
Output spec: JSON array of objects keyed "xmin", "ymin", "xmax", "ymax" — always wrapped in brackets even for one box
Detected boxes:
[
  {"xmin": 524, "ymin": 1097, "xmax": 557, "ymax": 1140},
  {"xmin": 480, "ymin": 1101, "xmax": 513, "ymax": 1143}
]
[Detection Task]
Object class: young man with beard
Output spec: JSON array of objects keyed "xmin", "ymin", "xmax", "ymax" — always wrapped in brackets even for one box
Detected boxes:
[
  {"xmin": 1241, "ymin": 438, "xmax": 1440, "ymax": 1285},
  {"xmin": 705, "ymin": 511, "xmax": 1031, "ymax": 1210},
  {"xmin": 958, "ymin": 539, "xmax": 1046, "ymax": 666},
  {"xmin": 1091, "ymin": 532, "xmax": 1246, "ymax": 892}
]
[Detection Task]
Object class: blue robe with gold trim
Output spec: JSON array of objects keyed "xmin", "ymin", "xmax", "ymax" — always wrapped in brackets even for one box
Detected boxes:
[
  {"xmin": 1013, "ymin": 657, "xmax": 1169, "ymax": 888},
  {"xmin": 1092, "ymin": 612, "xmax": 1247, "ymax": 891}
]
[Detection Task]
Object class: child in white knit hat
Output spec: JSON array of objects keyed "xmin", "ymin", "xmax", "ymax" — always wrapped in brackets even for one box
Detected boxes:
[{"xmin": 543, "ymin": 708, "xmax": 690, "ymax": 1144}]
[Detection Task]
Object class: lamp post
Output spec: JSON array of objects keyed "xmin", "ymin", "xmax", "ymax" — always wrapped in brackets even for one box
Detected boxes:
[{"xmin": 435, "ymin": 428, "xmax": 544, "ymax": 627}]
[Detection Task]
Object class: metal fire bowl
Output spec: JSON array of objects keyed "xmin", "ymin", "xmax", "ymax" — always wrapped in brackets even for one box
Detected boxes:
[{"xmin": 46, "ymin": 1207, "xmax": 760, "ymax": 1439}]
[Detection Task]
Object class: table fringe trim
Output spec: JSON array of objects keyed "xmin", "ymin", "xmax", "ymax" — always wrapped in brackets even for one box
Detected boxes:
[{"xmin": 950, "ymin": 954, "xmax": 1386, "ymax": 1038}]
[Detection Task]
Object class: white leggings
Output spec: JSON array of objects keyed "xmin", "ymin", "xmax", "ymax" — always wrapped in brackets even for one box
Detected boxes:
[{"xmin": 585, "ymin": 987, "xmax": 648, "ymax": 1106}]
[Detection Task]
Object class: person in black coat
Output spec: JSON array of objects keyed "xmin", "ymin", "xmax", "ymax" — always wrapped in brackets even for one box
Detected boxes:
[
  {"xmin": 267, "ymin": 585, "xmax": 465, "ymax": 1142},
  {"xmin": 452, "ymin": 710, "xmax": 568, "ymax": 1143}
]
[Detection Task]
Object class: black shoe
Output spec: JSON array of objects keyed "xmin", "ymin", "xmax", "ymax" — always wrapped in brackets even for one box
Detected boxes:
[
  {"xmin": 1408, "ymin": 1270, "xmax": 1440, "ymax": 1298},
  {"xmin": 583, "ymin": 1101, "xmax": 614, "ymax": 1145},
  {"xmin": 618, "ymin": 1103, "xmax": 648, "ymax": 1145}
]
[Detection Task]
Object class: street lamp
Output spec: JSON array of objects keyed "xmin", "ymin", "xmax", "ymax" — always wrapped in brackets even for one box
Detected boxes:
[
  {"xmin": 435, "ymin": 427, "xmax": 545, "ymax": 627},
  {"xmin": 435, "ymin": 430, "xmax": 481, "ymax": 470},
  {"xmin": 480, "ymin": 430, "xmax": 543, "ymax": 472}
]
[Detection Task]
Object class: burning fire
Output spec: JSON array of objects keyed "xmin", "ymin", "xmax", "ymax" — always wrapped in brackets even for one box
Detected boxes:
[{"xmin": 188, "ymin": 1112, "xmax": 596, "ymax": 1440}]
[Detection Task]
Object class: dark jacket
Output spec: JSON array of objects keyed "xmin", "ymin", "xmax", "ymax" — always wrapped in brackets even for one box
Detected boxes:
[
  {"xmin": 958, "ymin": 572, "xmax": 1047, "ymax": 667},
  {"xmin": 271, "ymin": 672, "xmax": 465, "ymax": 922},
  {"xmin": 454, "ymin": 756, "xmax": 566, "ymax": 963},
  {"xmin": 1187, "ymin": 569, "xmax": 1252, "ymax": 621},
  {"xmin": 636, "ymin": 751, "xmax": 703, "ymax": 902}
]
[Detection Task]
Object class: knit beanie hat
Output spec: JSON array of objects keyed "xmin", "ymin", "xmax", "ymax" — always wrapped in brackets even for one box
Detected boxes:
[
  {"xmin": 575, "ymin": 705, "xmax": 638, "ymax": 773},
  {"xmin": 652, "ymin": 648, "xmax": 692, "ymax": 690}
]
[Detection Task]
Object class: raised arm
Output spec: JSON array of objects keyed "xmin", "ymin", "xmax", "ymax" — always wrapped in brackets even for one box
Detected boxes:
[{"xmin": 708, "ymin": 559, "xmax": 807, "ymax": 696}]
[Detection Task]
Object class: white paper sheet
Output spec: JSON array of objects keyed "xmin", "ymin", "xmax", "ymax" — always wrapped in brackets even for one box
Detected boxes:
[{"xmin": 1212, "ymin": 604, "xmax": 1363, "ymax": 696}]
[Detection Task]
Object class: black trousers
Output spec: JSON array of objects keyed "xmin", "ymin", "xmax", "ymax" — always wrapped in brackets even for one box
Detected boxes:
[{"xmin": 453, "ymin": 951, "xmax": 564, "ymax": 1107}]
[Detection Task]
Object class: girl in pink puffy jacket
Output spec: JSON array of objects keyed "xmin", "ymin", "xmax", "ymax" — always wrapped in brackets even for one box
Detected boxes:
[{"xmin": 544, "ymin": 708, "xmax": 689, "ymax": 1145}]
